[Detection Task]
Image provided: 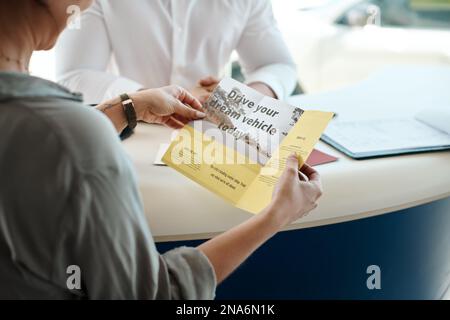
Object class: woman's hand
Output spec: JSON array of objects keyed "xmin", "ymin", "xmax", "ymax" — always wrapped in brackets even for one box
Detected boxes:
[
  {"xmin": 265, "ymin": 154, "xmax": 323, "ymax": 228},
  {"xmin": 198, "ymin": 154, "xmax": 323, "ymax": 283},
  {"xmin": 97, "ymin": 85, "xmax": 205, "ymax": 133},
  {"xmin": 131, "ymin": 86, "xmax": 206, "ymax": 129}
]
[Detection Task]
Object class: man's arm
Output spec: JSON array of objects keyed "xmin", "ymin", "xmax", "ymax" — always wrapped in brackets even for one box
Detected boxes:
[
  {"xmin": 55, "ymin": 1, "xmax": 143, "ymax": 105},
  {"xmin": 236, "ymin": 0, "xmax": 297, "ymax": 99}
]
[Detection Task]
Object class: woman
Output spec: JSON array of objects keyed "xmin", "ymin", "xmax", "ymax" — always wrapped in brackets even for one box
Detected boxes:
[{"xmin": 0, "ymin": 0, "xmax": 322, "ymax": 299}]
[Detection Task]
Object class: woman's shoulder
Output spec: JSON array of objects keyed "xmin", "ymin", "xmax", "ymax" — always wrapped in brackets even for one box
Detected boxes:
[
  {"xmin": 40, "ymin": 98, "xmax": 128, "ymax": 174},
  {"xmin": 0, "ymin": 73, "xmax": 130, "ymax": 175},
  {"xmin": 8, "ymin": 94, "xmax": 127, "ymax": 175}
]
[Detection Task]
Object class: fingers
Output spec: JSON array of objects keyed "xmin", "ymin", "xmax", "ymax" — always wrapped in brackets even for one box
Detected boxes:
[
  {"xmin": 171, "ymin": 113, "xmax": 190, "ymax": 124},
  {"xmin": 177, "ymin": 88, "xmax": 204, "ymax": 112},
  {"xmin": 169, "ymin": 86, "xmax": 205, "ymax": 118},
  {"xmin": 165, "ymin": 116, "xmax": 186, "ymax": 129},
  {"xmin": 300, "ymin": 163, "xmax": 322, "ymax": 191},
  {"xmin": 276, "ymin": 154, "xmax": 300, "ymax": 188},
  {"xmin": 300, "ymin": 163, "xmax": 319, "ymax": 181},
  {"xmin": 298, "ymin": 171, "xmax": 308, "ymax": 182},
  {"xmin": 174, "ymin": 100, "xmax": 206, "ymax": 120},
  {"xmin": 286, "ymin": 155, "xmax": 323, "ymax": 201},
  {"xmin": 198, "ymin": 76, "xmax": 220, "ymax": 87},
  {"xmin": 285, "ymin": 153, "xmax": 299, "ymax": 175},
  {"xmin": 276, "ymin": 154, "xmax": 302, "ymax": 189},
  {"xmin": 285, "ymin": 154, "xmax": 321, "ymax": 185},
  {"xmin": 198, "ymin": 94, "xmax": 211, "ymax": 104},
  {"xmin": 300, "ymin": 163, "xmax": 323, "ymax": 201}
]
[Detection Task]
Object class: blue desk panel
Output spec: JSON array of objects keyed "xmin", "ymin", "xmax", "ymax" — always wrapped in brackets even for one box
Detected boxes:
[{"xmin": 157, "ymin": 197, "xmax": 450, "ymax": 299}]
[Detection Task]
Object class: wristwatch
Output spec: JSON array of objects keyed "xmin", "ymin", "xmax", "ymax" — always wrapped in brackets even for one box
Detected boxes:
[{"xmin": 120, "ymin": 93, "xmax": 137, "ymax": 130}]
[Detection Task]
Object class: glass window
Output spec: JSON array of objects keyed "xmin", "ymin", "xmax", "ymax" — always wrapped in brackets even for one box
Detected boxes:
[{"xmin": 337, "ymin": 0, "xmax": 450, "ymax": 29}]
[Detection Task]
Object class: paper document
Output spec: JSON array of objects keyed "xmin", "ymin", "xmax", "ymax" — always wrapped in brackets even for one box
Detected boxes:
[
  {"xmin": 323, "ymin": 118, "xmax": 450, "ymax": 158},
  {"xmin": 162, "ymin": 77, "xmax": 333, "ymax": 213}
]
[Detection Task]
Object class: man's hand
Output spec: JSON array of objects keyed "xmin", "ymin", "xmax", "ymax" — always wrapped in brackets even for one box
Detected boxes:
[
  {"xmin": 191, "ymin": 76, "xmax": 220, "ymax": 104},
  {"xmin": 191, "ymin": 76, "xmax": 277, "ymax": 104},
  {"xmin": 248, "ymin": 82, "xmax": 277, "ymax": 99}
]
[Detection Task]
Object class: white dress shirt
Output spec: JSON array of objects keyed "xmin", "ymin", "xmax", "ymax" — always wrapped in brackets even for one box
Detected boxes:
[{"xmin": 55, "ymin": 0, "xmax": 297, "ymax": 105}]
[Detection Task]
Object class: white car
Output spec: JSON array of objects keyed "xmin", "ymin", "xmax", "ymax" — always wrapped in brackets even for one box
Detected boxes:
[{"xmin": 273, "ymin": 0, "xmax": 450, "ymax": 93}]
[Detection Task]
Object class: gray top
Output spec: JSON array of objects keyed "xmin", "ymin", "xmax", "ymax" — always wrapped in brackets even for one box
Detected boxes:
[{"xmin": 0, "ymin": 72, "xmax": 216, "ymax": 299}]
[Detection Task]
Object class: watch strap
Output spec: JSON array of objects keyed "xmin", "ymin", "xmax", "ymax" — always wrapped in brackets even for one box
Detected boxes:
[{"xmin": 120, "ymin": 93, "xmax": 137, "ymax": 130}]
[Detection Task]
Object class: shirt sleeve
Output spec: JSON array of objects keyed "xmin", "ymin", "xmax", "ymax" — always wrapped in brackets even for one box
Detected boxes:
[
  {"xmin": 55, "ymin": 0, "xmax": 143, "ymax": 105},
  {"xmin": 60, "ymin": 112, "xmax": 216, "ymax": 299},
  {"xmin": 236, "ymin": 0, "xmax": 297, "ymax": 100}
]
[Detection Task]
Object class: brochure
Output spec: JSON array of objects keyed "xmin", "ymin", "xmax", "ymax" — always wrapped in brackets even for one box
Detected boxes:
[{"xmin": 162, "ymin": 77, "xmax": 333, "ymax": 213}]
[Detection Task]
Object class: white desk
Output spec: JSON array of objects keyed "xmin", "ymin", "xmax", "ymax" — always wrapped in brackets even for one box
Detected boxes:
[{"xmin": 122, "ymin": 66, "xmax": 450, "ymax": 242}]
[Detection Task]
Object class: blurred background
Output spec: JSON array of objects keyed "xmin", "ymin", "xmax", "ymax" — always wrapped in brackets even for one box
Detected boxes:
[{"xmin": 30, "ymin": 0, "xmax": 450, "ymax": 94}]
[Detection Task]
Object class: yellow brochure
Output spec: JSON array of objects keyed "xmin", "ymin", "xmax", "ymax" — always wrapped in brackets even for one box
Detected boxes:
[{"xmin": 163, "ymin": 77, "xmax": 333, "ymax": 214}]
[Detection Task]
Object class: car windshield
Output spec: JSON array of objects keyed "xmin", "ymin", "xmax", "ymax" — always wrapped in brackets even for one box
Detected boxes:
[{"xmin": 336, "ymin": 0, "xmax": 450, "ymax": 29}]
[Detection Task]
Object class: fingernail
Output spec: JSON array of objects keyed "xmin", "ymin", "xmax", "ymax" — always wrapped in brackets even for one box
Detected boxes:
[
  {"xmin": 288, "ymin": 153, "xmax": 297, "ymax": 159},
  {"xmin": 196, "ymin": 111, "xmax": 206, "ymax": 118}
]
